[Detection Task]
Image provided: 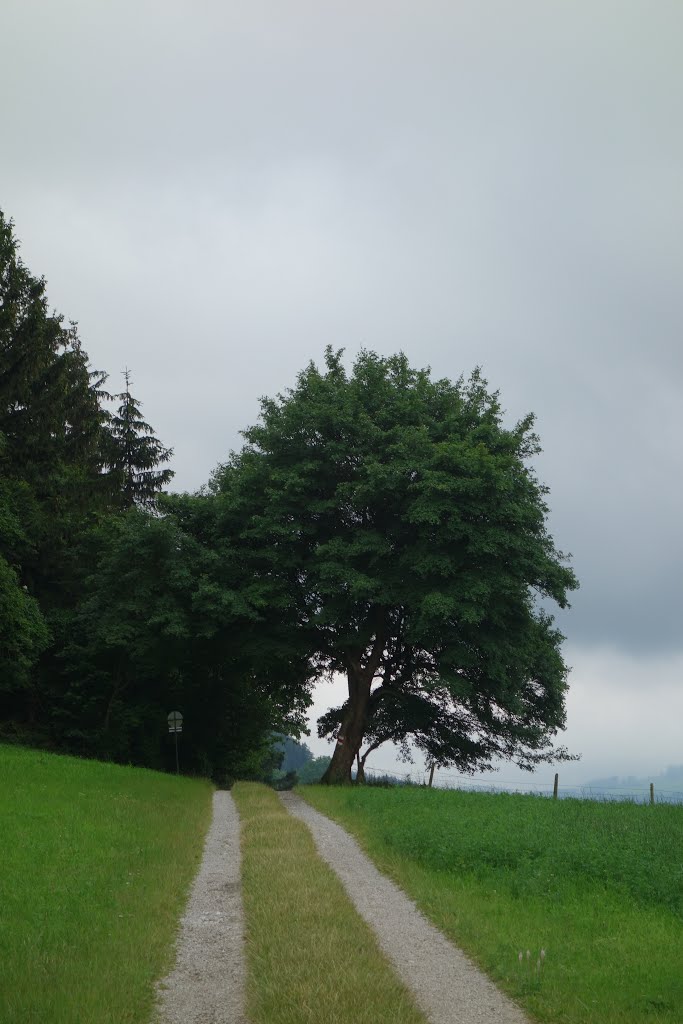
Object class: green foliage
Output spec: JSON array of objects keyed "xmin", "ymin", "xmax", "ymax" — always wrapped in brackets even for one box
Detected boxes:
[
  {"xmin": 362, "ymin": 771, "xmax": 411, "ymax": 787},
  {"xmin": 217, "ymin": 347, "xmax": 578, "ymax": 781},
  {"xmin": 104, "ymin": 369, "xmax": 174, "ymax": 510},
  {"xmin": 303, "ymin": 786, "xmax": 683, "ymax": 1024},
  {"xmin": 0, "ymin": 743, "xmax": 212, "ymax": 1024},
  {"xmin": 0, "ymin": 206, "xmax": 577, "ymax": 787},
  {"xmin": 248, "ymin": 736, "xmax": 330, "ymax": 788},
  {"xmin": 0, "ymin": 212, "xmax": 110, "ymax": 589},
  {"xmin": 0, "ymin": 554, "xmax": 49, "ymax": 692},
  {"xmin": 0, "ymin": 210, "xmax": 114, "ymax": 734},
  {"xmin": 0, "ymin": 210, "xmax": 303, "ymax": 779},
  {"xmin": 54, "ymin": 495, "xmax": 311, "ymax": 779},
  {"xmin": 297, "ymin": 755, "xmax": 332, "ymax": 784},
  {"xmin": 274, "ymin": 735, "xmax": 314, "ymax": 772}
]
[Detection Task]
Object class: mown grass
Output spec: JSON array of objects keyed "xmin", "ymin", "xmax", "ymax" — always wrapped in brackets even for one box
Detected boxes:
[
  {"xmin": 0, "ymin": 744, "xmax": 213, "ymax": 1024},
  {"xmin": 233, "ymin": 782, "xmax": 428, "ymax": 1024},
  {"xmin": 301, "ymin": 785, "xmax": 683, "ymax": 1024}
]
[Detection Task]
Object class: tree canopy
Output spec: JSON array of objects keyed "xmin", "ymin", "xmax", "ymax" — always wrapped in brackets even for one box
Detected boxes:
[
  {"xmin": 104, "ymin": 369, "xmax": 174, "ymax": 509},
  {"xmin": 58, "ymin": 499, "xmax": 309, "ymax": 778},
  {"xmin": 217, "ymin": 348, "xmax": 578, "ymax": 783},
  {"xmin": 0, "ymin": 208, "xmax": 300, "ymax": 780},
  {"xmin": 1, "ymin": 207, "xmax": 579, "ymax": 787}
]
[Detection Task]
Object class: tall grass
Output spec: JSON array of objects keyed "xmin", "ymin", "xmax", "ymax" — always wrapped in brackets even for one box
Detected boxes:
[
  {"xmin": 0, "ymin": 744, "xmax": 213, "ymax": 1024},
  {"xmin": 233, "ymin": 782, "xmax": 427, "ymax": 1024},
  {"xmin": 301, "ymin": 785, "xmax": 683, "ymax": 1024}
]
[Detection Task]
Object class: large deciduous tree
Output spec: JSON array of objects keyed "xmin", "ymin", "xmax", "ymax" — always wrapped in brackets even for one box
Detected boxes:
[{"xmin": 218, "ymin": 348, "xmax": 578, "ymax": 784}]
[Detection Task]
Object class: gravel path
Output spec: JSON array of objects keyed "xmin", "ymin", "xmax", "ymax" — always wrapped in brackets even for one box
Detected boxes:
[
  {"xmin": 280, "ymin": 791, "xmax": 530, "ymax": 1024},
  {"xmin": 154, "ymin": 790, "xmax": 247, "ymax": 1024}
]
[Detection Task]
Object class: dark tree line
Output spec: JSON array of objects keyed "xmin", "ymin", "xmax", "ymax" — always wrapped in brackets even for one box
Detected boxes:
[
  {"xmin": 0, "ymin": 210, "xmax": 307, "ymax": 781},
  {"xmin": 1, "ymin": 208, "xmax": 578, "ymax": 785}
]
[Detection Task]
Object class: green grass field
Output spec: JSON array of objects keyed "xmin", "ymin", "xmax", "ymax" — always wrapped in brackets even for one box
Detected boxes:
[
  {"xmin": 301, "ymin": 785, "xmax": 683, "ymax": 1024},
  {"xmin": 233, "ymin": 782, "xmax": 427, "ymax": 1024},
  {"xmin": 0, "ymin": 744, "xmax": 213, "ymax": 1024}
]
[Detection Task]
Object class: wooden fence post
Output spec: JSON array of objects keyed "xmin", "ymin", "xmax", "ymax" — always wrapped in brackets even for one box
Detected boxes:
[
  {"xmin": 650, "ymin": 782, "xmax": 655, "ymax": 805},
  {"xmin": 428, "ymin": 763, "xmax": 435, "ymax": 788},
  {"xmin": 553, "ymin": 773, "xmax": 559, "ymax": 800}
]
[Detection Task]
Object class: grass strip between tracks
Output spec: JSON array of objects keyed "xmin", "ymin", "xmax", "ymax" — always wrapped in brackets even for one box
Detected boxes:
[
  {"xmin": 300, "ymin": 784, "xmax": 683, "ymax": 1024},
  {"xmin": 232, "ymin": 781, "xmax": 427, "ymax": 1024},
  {"xmin": 0, "ymin": 744, "xmax": 213, "ymax": 1024}
]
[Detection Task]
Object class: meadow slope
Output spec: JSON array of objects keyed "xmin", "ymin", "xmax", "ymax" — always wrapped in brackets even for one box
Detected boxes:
[{"xmin": 0, "ymin": 744, "xmax": 212, "ymax": 1024}]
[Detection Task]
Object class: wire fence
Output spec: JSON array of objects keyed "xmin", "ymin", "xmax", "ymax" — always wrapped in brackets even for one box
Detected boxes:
[{"xmin": 360, "ymin": 763, "xmax": 683, "ymax": 804}]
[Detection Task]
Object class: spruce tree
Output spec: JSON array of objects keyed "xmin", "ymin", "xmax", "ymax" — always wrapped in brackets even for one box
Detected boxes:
[
  {"xmin": 0, "ymin": 210, "xmax": 111, "ymax": 737},
  {"xmin": 0, "ymin": 210, "xmax": 109, "ymax": 600},
  {"xmin": 105, "ymin": 370, "xmax": 174, "ymax": 510}
]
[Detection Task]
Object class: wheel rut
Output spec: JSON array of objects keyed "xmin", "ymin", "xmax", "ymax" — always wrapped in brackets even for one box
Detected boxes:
[{"xmin": 280, "ymin": 791, "xmax": 530, "ymax": 1024}]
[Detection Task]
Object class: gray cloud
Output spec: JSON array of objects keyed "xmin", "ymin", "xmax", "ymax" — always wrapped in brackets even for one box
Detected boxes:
[{"xmin": 2, "ymin": 0, "xmax": 682, "ymax": 663}]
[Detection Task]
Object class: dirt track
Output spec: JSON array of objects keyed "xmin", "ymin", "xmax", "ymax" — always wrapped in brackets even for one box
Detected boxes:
[
  {"xmin": 155, "ymin": 788, "xmax": 529, "ymax": 1024},
  {"xmin": 154, "ymin": 791, "xmax": 247, "ymax": 1024},
  {"xmin": 280, "ymin": 791, "xmax": 529, "ymax": 1024}
]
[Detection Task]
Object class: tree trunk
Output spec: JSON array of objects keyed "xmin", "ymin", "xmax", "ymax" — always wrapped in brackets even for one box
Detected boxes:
[{"xmin": 321, "ymin": 664, "xmax": 371, "ymax": 784}]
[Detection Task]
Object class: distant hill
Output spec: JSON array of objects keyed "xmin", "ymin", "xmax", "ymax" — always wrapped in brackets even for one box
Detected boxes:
[
  {"xmin": 271, "ymin": 735, "xmax": 330, "ymax": 784},
  {"xmin": 274, "ymin": 735, "xmax": 314, "ymax": 773},
  {"xmin": 582, "ymin": 764, "xmax": 683, "ymax": 801}
]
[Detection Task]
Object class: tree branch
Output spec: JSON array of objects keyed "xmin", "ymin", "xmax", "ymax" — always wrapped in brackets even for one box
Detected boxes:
[
  {"xmin": 359, "ymin": 738, "xmax": 383, "ymax": 768},
  {"xmin": 362, "ymin": 605, "xmax": 387, "ymax": 680}
]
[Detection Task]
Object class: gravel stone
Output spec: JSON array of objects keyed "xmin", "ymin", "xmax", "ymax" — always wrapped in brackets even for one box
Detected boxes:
[
  {"xmin": 154, "ymin": 790, "xmax": 247, "ymax": 1024},
  {"xmin": 280, "ymin": 791, "xmax": 530, "ymax": 1024}
]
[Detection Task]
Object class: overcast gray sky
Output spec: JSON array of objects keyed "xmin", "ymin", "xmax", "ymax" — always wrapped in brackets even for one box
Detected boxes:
[{"xmin": 3, "ymin": 0, "xmax": 682, "ymax": 788}]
